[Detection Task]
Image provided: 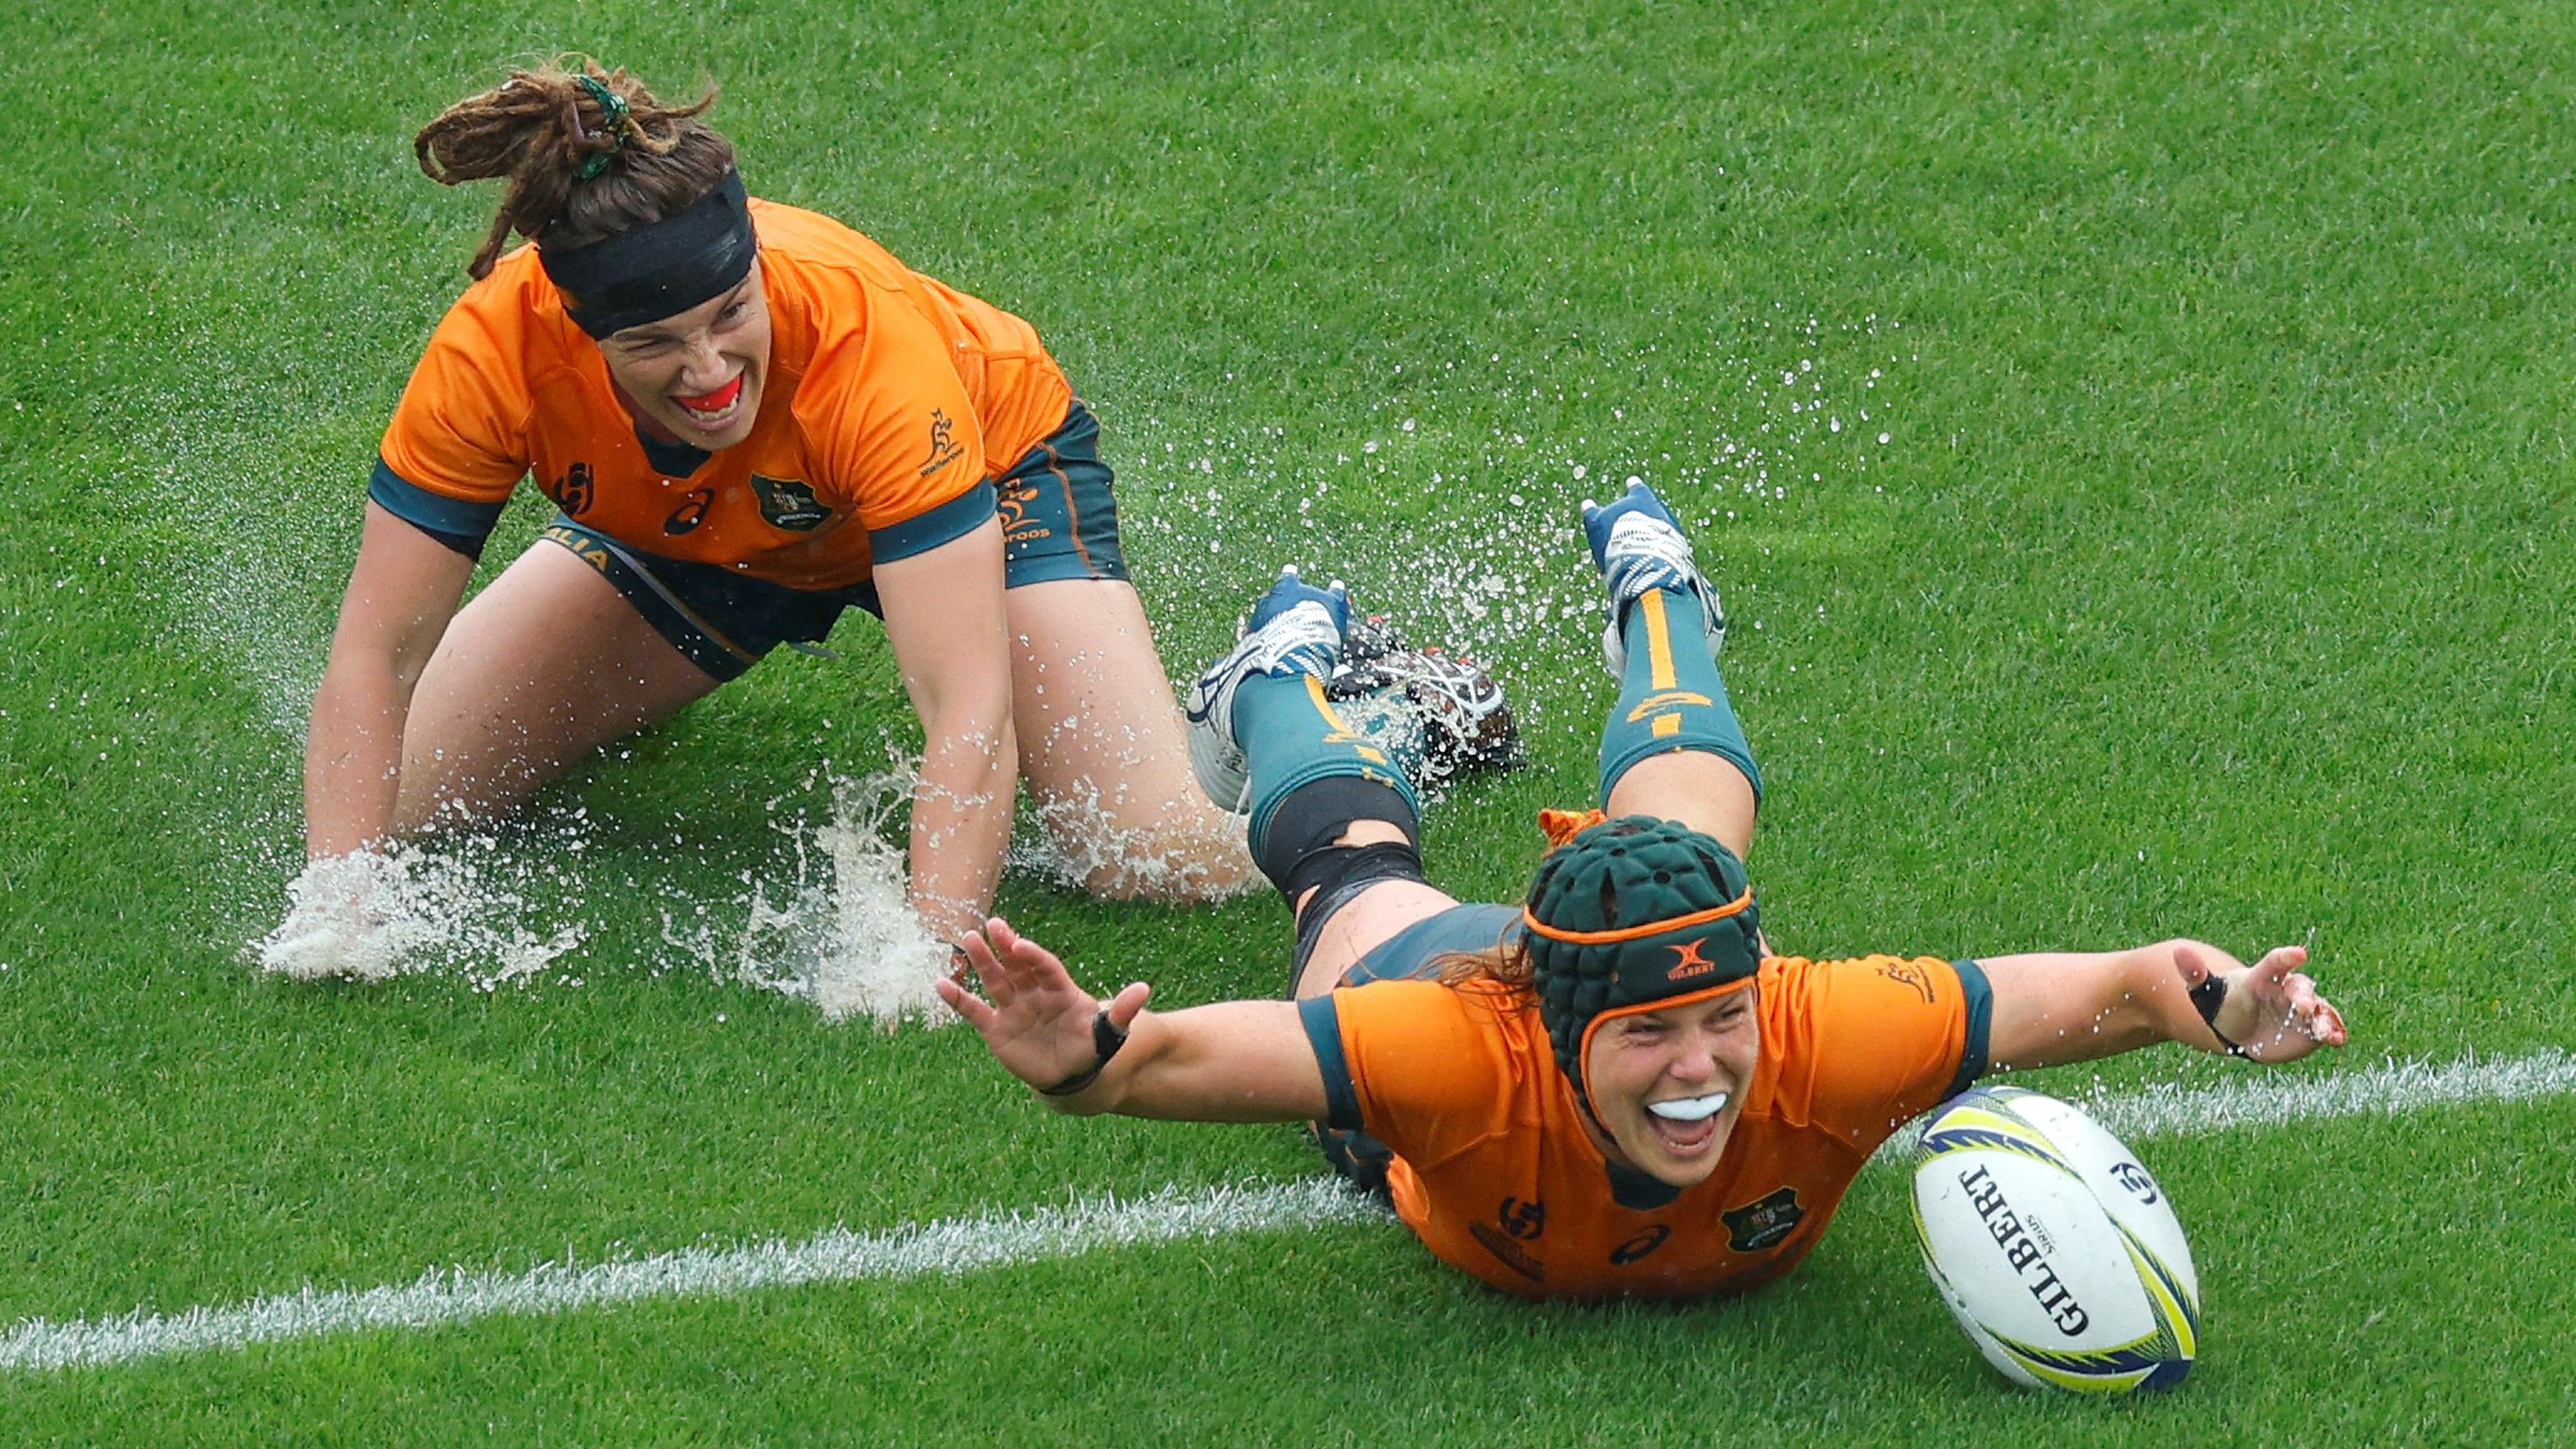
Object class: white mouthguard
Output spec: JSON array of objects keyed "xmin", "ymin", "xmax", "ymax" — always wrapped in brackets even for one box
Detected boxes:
[{"xmin": 1646, "ymin": 1091, "xmax": 1731, "ymax": 1123}]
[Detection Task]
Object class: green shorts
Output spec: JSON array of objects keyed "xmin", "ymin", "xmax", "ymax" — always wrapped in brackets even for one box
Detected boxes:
[{"xmin": 548, "ymin": 399, "xmax": 1128, "ymax": 682}]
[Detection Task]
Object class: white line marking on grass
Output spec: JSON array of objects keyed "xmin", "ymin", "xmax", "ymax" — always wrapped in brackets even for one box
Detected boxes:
[
  {"xmin": 7, "ymin": 1050, "xmax": 2571, "ymax": 1374},
  {"xmin": 0, "ymin": 1179, "xmax": 1382, "ymax": 1376},
  {"xmin": 2081, "ymin": 1047, "xmax": 2576, "ymax": 1141}
]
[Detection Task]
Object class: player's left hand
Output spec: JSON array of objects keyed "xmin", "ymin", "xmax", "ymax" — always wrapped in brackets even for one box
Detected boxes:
[
  {"xmin": 2175, "ymin": 942, "xmax": 2348, "ymax": 1063},
  {"xmin": 936, "ymin": 916, "xmax": 1151, "ymax": 1093}
]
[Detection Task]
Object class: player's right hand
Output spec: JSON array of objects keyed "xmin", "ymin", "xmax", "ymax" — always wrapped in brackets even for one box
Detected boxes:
[{"xmin": 938, "ymin": 916, "xmax": 1151, "ymax": 1093}]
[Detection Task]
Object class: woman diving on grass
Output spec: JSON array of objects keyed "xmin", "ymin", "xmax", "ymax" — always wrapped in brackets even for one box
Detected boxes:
[
  {"xmin": 288, "ymin": 58, "xmax": 1261, "ymax": 976},
  {"xmin": 941, "ymin": 482, "xmax": 2348, "ymax": 1298}
]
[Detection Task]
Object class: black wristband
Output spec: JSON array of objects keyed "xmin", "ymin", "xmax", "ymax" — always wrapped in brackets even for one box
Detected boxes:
[
  {"xmin": 1037, "ymin": 1009, "xmax": 1132, "ymax": 1097},
  {"xmin": 2188, "ymin": 973, "xmax": 2254, "ymax": 1060}
]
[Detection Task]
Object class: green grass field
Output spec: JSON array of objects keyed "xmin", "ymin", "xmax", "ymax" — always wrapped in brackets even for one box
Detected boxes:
[{"xmin": 4, "ymin": 0, "xmax": 2573, "ymax": 1441}]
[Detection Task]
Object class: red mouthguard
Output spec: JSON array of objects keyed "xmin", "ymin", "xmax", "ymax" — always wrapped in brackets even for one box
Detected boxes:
[{"xmin": 677, "ymin": 374, "xmax": 744, "ymax": 411}]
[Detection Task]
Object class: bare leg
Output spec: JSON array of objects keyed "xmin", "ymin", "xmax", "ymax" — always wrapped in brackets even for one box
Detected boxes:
[
  {"xmin": 1287, "ymin": 819, "xmax": 1456, "ymax": 998},
  {"xmin": 1005, "ymin": 577, "xmax": 1255, "ymax": 901},
  {"xmin": 393, "ymin": 541, "xmax": 721, "ymax": 834},
  {"xmin": 1605, "ymin": 750, "xmax": 1759, "ymax": 863}
]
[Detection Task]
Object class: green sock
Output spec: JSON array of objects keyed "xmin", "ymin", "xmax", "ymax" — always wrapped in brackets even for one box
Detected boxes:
[
  {"xmin": 1237, "ymin": 671, "xmax": 1422, "ymax": 860},
  {"xmin": 1597, "ymin": 587, "xmax": 1761, "ymax": 805}
]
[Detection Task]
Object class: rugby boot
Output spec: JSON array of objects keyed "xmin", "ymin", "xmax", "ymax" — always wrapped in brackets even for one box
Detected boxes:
[
  {"xmin": 1581, "ymin": 480, "xmax": 1727, "ymax": 677},
  {"xmin": 1326, "ymin": 644, "xmax": 1523, "ymax": 788},
  {"xmin": 1184, "ymin": 567, "xmax": 1350, "ymax": 811}
]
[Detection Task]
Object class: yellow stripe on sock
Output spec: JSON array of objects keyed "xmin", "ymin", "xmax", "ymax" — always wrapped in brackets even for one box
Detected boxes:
[
  {"xmin": 1642, "ymin": 588, "xmax": 1678, "ymax": 691},
  {"xmin": 1303, "ymin": 673, "xmax": 1357, "ymax": 733},
  {"xmin": 1653, "ymin": 715, "xmax": 1681, "ymax": 737}
]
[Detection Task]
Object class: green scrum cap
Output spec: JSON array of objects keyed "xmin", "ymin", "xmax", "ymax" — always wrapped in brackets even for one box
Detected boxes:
[{"xmin": 1521, "ymin": 813, "xmax": 1764, "ymax": 1123}]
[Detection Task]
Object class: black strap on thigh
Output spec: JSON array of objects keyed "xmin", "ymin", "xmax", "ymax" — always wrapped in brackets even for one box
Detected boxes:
[
  {"xmin": 1286, "ymin": 841, "xmax": 1430, "ymax": 995},
  {"xmin": 1256, "ymin": 774, "xmax": 1427, "ymax": 995},
  {"xmin": 1255, "ymin": 775, "xmax": 1419, "ymax": 896}
]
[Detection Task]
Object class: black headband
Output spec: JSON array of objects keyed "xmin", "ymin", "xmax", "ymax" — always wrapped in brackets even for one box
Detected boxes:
[{"xmin": 539, "ymin": 171, "xmax": 758, "ymax": 338}]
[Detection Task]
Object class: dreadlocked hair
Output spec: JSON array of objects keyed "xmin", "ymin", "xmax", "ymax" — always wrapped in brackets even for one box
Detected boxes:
[{"xmin": 414, "ymin": 56, "xmax": 735, "ymax": 280}]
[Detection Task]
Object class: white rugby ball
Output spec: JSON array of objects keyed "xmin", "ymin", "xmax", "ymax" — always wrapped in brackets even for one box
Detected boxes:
[{"xmin": 1911, "ymin": 1086, "xmax": 2200, "ymax": 1394}]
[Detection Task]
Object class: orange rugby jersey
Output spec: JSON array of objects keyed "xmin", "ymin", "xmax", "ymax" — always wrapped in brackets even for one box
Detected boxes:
[
  {"xmin": 371, "ymin": 198, "xmax": 1075, "ymax": 589},
  {"xmin": 1302, "ymin": 954, "xmax": 1991, "ymax": 1300}
]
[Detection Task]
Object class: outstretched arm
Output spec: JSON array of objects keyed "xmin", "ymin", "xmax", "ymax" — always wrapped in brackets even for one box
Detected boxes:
[
  {"xmin": 1981, "ymin": 938, "xmax": 2348, "ymax": 1073},
  {"xmin": 935, "ymin": 918, "xmax": 1329, "ymax": 1123}
]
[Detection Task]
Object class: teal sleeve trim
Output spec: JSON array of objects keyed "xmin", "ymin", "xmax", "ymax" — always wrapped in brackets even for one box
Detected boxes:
[
  {"xmin": 1946, "ymin": 958, "xmax": 1996, "ymax": 1098},
  {"xmin": 869, "ymin": 480, "xmax": 995, "ymax": 563},
  {"xmin": 1297, "ymin": 993, "xmax": 1364, "ymax": 1131},
  {"xmin": 368, "ymin": 458, "xmax": 508, "ymax": 542}
]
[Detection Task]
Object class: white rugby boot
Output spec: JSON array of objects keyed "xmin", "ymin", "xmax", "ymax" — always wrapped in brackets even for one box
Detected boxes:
[
  {"xmin": 1580, "ymin": 480, "xmax": 1726, "ymax": 678},
  {"xmin": 1182, "ymin": 567, "xmax": 1350, "ymax": 811}
]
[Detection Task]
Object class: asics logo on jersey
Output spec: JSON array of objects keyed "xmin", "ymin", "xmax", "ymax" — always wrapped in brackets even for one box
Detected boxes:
[
  {"xmin": 554, "ymin": 461, "xmax": 596, "ymax": 516},
  {"xmin": 664, "ymin": 484, "xmax": 715, "ymax": 535},
  {"xmin": 1609, "ymin": 1224, "xmax": 1672, "ymax": 1266},
  {"xmin": 1667, "ymin": 939, "xmax": 1722, "ymax": 980}
]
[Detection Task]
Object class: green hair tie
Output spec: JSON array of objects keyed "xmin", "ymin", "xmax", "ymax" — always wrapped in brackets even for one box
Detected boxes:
[{"xmin": 572, "ymin": 74, "xmax": 630, "ymax": 181}]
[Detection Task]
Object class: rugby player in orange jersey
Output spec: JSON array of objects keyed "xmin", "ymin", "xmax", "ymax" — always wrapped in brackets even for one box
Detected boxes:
[
  {"xmin": 296, "ymin": 58, "xmax": 1255, "ymax": 962},
  {"xmin": 939, "ymin": 483, "xmax": 2348, "ymax": 1300}
]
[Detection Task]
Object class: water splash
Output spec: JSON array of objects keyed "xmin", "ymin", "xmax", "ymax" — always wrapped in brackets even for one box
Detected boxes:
[
  {"xmin": 1011, "ymin": 778, "xmax": 1261, "ymax": 904},
  {"xmin": 1107, "ymin": 314, "xmax": 1915, "ymax": 729},
  {"xmin": 255, "ymin": 837, "xmax": 587, "ymax": 988},
  {"xmin": 252, "ymin": 773, "xmax": 955, "ymax": 1026},
  {"xmin": 714, "ymin": 771, "xmax": 952, "ymax": 1027}
]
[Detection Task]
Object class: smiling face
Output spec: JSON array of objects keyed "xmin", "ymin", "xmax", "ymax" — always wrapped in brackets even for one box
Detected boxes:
[
  {"xmin": 1579, "ymin": 984, "xmax": 1761, "ymax": 1188},
  {"xmin": 596, "ymin": 261, "xmax": 772, "ymax": 450}
]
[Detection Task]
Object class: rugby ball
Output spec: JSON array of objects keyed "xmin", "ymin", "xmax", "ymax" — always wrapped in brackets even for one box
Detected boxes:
[{"xmin": 1911, "ymin": 1087, "xmax": 2200, "ymax": 1394}]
